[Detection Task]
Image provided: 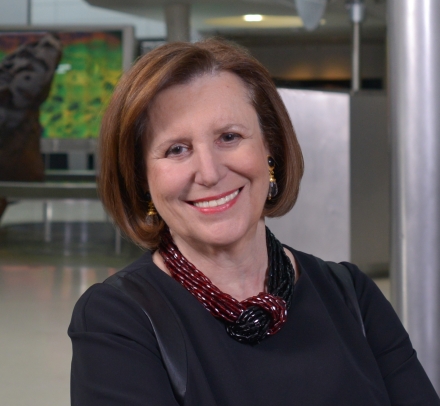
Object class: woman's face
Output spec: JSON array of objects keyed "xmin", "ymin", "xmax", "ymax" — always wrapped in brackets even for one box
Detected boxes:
[{"xmin": 145, "ymin": 71, "xmax": 270, "ymax": 250}]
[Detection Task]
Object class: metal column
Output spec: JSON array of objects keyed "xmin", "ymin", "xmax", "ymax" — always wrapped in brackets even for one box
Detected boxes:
[
  {"xmin": 351, "ymin": 21, "xmax": 361, "ymax": 91},
  {"xmin": 165, "ymin": 3, "xmax": 190, "ymax": 43},
  {"xmin": 388, "ymin": 0, "xmax": 440, "ymax": 391},
  {"xmin": 347, "ymin": 1, "xmax": 365, "ymax": 92}
]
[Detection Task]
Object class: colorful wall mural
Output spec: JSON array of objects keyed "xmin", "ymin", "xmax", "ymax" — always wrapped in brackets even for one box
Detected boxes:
[{"xmin": 0, "ymin": 30, "xmax": 124, "ymax": 139}]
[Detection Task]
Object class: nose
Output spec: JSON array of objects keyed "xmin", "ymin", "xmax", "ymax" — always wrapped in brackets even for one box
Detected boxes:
[{"xmin": 193, "ymin": 148, "xmax": 225, "ymax": 187}]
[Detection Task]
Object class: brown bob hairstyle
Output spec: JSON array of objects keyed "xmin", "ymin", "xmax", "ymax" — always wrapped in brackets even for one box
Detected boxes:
[{"xmin": 99, "ymin": 38, "xmax": 304, "ymax": 249}]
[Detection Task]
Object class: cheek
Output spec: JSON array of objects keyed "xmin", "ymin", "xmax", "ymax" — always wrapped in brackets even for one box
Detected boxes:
[
  {"xmin": 241, "ymin": 148, "xmax": 269, "ymax": 183},
  {"xmin": 147, "ymin": 162, "xmax": 187, "ymax": 203}
]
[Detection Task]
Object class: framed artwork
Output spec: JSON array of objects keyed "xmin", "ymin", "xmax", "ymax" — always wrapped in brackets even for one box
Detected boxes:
[{"xmin": 0, "ymin": 26, "xmax": 135, "ymax": 140}]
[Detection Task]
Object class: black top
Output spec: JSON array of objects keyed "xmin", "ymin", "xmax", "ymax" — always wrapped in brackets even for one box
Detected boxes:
[{"xmin": 68, "ymin": 248, "xmax": 440, "ymax": 405}]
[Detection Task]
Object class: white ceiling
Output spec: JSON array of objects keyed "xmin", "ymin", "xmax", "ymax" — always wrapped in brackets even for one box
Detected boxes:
[{"xmin": 85, "ymin": 0, "xmax": 386, "ymax": 43}]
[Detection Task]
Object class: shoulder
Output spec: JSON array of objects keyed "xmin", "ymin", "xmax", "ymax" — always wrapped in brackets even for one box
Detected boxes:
[
  {"xmin": 282, "ymin": 245, "xmax": 334, "ymax": 275},
  {"xmin": 104, "ymin": 250, "xmax": 156, "ymax": 285},
  {"xmin": 282, "ymin": 245, "xmax": 346, "ymax": 288},
  {"xmin": 284, "ymin": 247, "xmax": 407, "ymax": 346},
  {"xmin": 69, "ymin": 282, "xmax": 154, "ymax": 341},
  {"xmin": 282, "ymin": 245, "xmax": 387, "ymax": 321},
  {"xmin": 283, "ymin": 245, "xmax": 375, "ymax": 292},
  {"xmin": 69, "ymin": 251, "xmax": 158, "ymax": 337}
]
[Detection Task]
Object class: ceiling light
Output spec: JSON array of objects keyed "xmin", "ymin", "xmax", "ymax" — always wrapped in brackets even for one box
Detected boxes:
[
  {"xmin": 244, "ymin": 14, "xmax": 263, "ymax": 22},
  {"xmin": 205, "ymin": 15, "xmax": 304, "ymax": 29},
  {"xmin": 295, "ymin": 0, "xmax": 328, "ymax": 31}
]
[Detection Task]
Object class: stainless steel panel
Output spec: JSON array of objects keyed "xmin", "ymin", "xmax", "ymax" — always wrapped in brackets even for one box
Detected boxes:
[
  {"xmin": 267, "ymin": 89, "xmax": 351, "ymax": 263},
  {"xmin": 389, "ymin": 0, "xmax": 440, "ymax": 391},
  {"xmin": 350, "ymin": 92, "xmax": 389, "ymax": 274}
]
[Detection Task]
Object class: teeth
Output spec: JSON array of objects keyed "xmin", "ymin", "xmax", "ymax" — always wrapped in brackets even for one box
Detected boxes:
[{"xmin": 193, "ymin": 190, "xmax": 239, "ymax": 208}]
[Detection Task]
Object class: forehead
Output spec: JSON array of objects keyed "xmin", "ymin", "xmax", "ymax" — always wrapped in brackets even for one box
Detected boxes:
[
  {"xmin": 146, "ymin": 71, "xmax": 258, "ymax": 136},
  {"xmin": 154, "ymin": 71, "xmax": 252, "ymax": 109}
]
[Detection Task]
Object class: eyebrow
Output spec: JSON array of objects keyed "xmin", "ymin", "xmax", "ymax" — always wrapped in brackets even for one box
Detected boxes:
[
  {"xmin": 214, "ymin": 123, "xmax": 249, "ymax": 133},
  {"xmin": 152, "ymin": 122, "xmax": 251, "ymax": 149}
]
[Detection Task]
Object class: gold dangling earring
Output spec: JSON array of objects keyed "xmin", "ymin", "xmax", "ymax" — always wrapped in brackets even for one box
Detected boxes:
[
  {"xmin": 267, "ymin": 156, "xmax": 278, "ymax": 200},
  {"xmin": 146, "ymin": 193, "xmax": 158, "ymax": 224},
  {"xmin": 147, "ymin": 200, "xmax": 157, "ymax": 217}
]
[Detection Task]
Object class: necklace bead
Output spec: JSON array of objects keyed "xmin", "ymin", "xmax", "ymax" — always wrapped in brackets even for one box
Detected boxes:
[{"xmin": 159, "ymin": 227, "xmax": 295, "ymax": 344}]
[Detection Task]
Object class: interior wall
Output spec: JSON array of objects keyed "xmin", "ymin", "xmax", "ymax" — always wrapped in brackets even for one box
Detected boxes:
[
  {"xmin": 350, "ymin": 93, "xmax": 389, "ymax": 274},
  {"xmin": 247, "ymin": 42, "xmax": 386, "ymax": 81},
  {"xmin": 30, "ymin": 0, "xmax": 165, "ymax": 38},
  {"xmin": 266, "ymin": 89, "xmax": 351, "ymax": 263},
  {"xmin": 0, "ymin": 0, "xmax": 29, "ymax": 25}
]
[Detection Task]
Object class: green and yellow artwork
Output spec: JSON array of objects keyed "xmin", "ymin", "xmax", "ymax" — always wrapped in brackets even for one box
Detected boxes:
[{"xmin": 0, "ymin": 31, "xmax": 124, "ymax": 139}]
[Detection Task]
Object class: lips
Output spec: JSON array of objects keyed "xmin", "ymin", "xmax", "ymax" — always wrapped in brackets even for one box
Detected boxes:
[{"xmin": 190, "ymin": 189, "xmax": 240, "ymax": 208}]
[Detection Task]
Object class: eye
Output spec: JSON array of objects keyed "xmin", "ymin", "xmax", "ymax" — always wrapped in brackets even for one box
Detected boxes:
[
  {"xmin": 220, "ymin": 132, "xmax": 241, "ymax": 143},
  {"xmin": 165, "ymin": 144, "xmax": 189, "ymax": 157}
]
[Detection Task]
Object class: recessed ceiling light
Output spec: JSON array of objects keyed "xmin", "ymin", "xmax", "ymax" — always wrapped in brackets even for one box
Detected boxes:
[
  {"xmin": 244, "ymin": 14, "xmax": 263, "ymax": 22},
  {"xmin": 205, "ymin": 15, "xmax": 306, "ymax": 29}
]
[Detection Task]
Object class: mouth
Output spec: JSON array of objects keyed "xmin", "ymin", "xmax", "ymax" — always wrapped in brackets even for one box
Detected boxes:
[{"xmin": 190, "ymin": 188, "xmax": 241, "ymax": 208}]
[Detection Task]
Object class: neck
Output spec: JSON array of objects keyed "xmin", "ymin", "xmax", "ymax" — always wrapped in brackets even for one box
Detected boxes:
[{"xmin": 155, "ymin": 220, "xmax": 268, "ymax": 301}]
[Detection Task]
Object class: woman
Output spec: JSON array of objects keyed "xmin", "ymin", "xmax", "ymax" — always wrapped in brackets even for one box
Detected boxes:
[{"xmin": 69, "ymin": 39, "xmax": 440, "ymax": 405}]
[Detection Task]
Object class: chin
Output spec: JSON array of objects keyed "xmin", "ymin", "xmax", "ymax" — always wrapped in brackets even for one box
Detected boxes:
[{"xmin": 193, "ymin": 221, "xmax": 260, "ymax": 248}]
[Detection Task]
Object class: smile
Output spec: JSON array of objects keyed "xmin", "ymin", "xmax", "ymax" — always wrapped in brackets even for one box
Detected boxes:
[{"xmin": 191, "ymin": 189, "xmax": 240, "ymax": 208}]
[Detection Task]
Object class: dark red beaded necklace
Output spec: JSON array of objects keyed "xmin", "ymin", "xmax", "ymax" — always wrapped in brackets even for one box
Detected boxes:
[{"xmin": 159, "ymin": 227, "xmax": 295, "ymax": 345}]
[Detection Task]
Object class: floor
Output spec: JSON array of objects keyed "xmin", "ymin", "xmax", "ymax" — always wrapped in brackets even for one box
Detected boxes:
[
  {"xmin": 0, "ymin": 200, "xmax": 390, "ymax": 406},
  {"xmin": 0, "ymin": 200, "xmax": 143, "ymax": 406}
]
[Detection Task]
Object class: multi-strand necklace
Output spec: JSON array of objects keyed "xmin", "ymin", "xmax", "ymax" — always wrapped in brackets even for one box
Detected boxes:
[{"xmin": 159, "ymin": 227, "xmax": 295, "ymax": 345}]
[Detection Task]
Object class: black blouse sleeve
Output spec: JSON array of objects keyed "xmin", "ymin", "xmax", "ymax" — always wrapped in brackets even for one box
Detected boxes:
[
  {"xmin": 68, "ymin": 283, "xmax": 179, "ymax": 406},
  {"xmin": 343, "ymin": 262, "xmax": 440, "ymax": 405}
]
